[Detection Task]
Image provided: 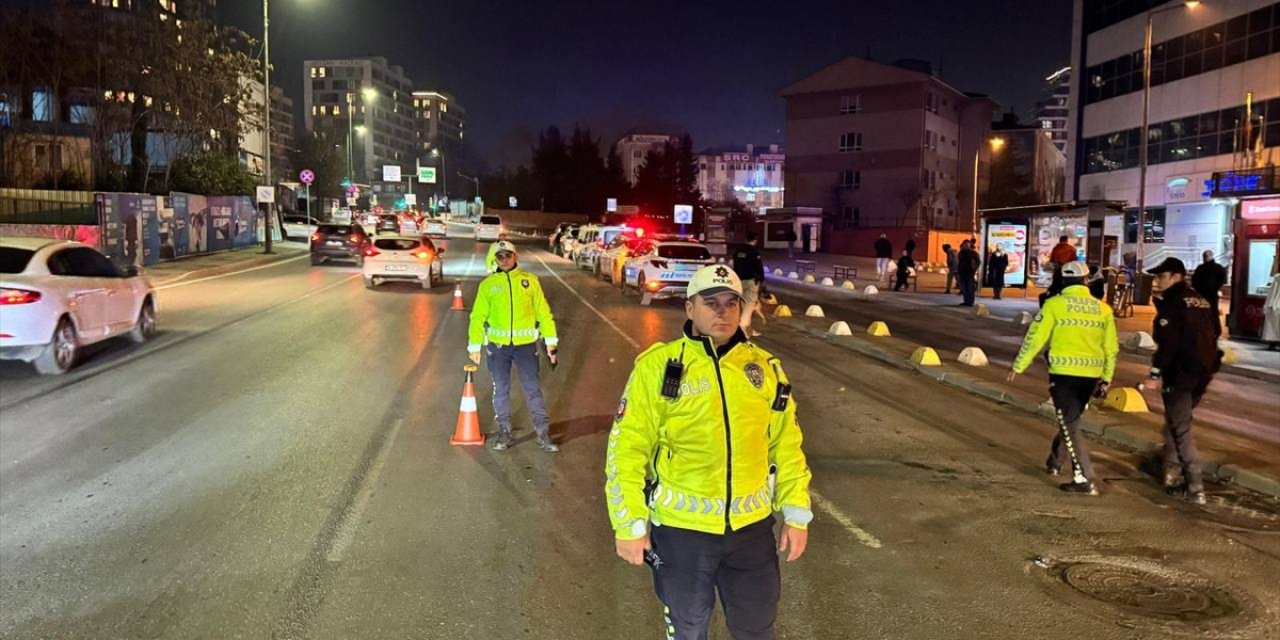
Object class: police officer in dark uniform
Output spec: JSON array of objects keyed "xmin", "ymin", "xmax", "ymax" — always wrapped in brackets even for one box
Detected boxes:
[{"xmin": 1144, "ymin": 257, "xmax": 1221, "ymax": 505}]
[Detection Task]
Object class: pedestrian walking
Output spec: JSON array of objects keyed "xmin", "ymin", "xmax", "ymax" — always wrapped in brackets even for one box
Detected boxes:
[
  {"xmin": 468, "ymin": 241, "xmax": 561, "ymax": 452},
  {"xmin": 956, "ymin": 240, "xmax": 980, "ymax": 306},
  {"xmin": 1009, "ymin": 262, "xmax": 1118, "ymax": 496},
  {"xmin": 784, "ymin": 228, "xmax": 798, "ymax": 258},
  {"xmin": 893, "ymin": 250, "xmax": 915, "ymax": 292},
  {"xmin": 1264, "ymin": 272, "xmax": 1280, "ymax": 350},
  {"xmin": 874, "ymin": 233, "xmax": 893, "ymax": 280},
  {"xmin": 1144, "ymin": 257, "xmax": 1222, "ymax": 504},
  {"xmin": 1191, "ymin": 249, "xmax": 1228, "ymax": 337},
  {"xmin": 943, "ymin": 244, "xmax": 958, "ymax": 294},
  {"xmin": 606, "ymin": 264, "xmax": 813, "ymax": 640},
  {"xmin": 987, "ymin": 247, "xmax": 1009, "ymax": 299},
  {"xmin": 733, "ymin": 233, "xmax": 766, "ymax": 338}
]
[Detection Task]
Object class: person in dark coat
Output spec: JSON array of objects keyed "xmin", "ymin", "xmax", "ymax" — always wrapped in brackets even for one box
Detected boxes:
[
  {"xmin": 1144, "ymin": 258, "xmax": 1222, "ymax": 505},
  {"xmin": 956, "ymin": 240, "xmax": 980, "ymax": 306},
  {"xmin": 943, "ymin": 244, "xmax": 958, "ymax": 294},
  {"xmin": 1190, "ymin": 249, "xmax": 1228, "ymax": 337},
  {"xmin": 904, "ymin": 237, "xmax": 917, "ymax": 258},
  {"xmin": 893, "ymin": 250, "xmax": 915, "ymax": 291},
  {"xmin": 987, "ymin": 247, "xmax": 1009, "ymax": 299}
]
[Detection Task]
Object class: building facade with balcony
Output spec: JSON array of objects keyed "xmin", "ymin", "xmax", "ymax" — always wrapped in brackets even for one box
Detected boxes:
[
  {"xmin": 303, "ymin": 57, "xmax": 417, "ymax": 185},
  {"xmin": 696, "ymin": 144, "xmax": 785, "ymax": 213}
]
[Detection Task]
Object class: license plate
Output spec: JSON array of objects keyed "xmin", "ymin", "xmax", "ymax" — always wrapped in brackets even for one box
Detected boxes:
[
  {"xmin": 659, "ymin": 271, "xmax": 693, "ymax": 280},
  {"xmin": 384, "ymin": 265, "xmax": 408, "ymax": 272},
  {"xmin": 327, "ymin": 241, "xmax": 341, "ymax": 246}
]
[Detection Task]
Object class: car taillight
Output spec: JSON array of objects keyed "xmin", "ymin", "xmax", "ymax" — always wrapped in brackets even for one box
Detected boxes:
[
  {"xmin": 311, "ymin": 233, "xmax": 323, "ymax": 242},
  {"xmin": 348, "ymin": 235, "xmax": 363, "ymax": 244},
  {"xmin": 414, "ymin": 250, "xmax": 432, "ymax": 259},
  {"xmin": 650, "ymin": 260, "xmax": 668, "ymax": 269},
  {"xmin": 646, "ymin": 280, "xmax": 661, "ymax": 291},
  {"xmin": 0, "ymin": 288, "xmax": 41, "ymax": 305},
  {"xmin": 364, "ymin": 247, "xmax": 380, "ymax": 257}
]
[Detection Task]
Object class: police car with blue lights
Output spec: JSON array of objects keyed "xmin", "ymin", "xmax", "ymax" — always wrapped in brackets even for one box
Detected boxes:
[{"xmin": 619, "ymin": 240, "xmax": 714, "ymax": 304}]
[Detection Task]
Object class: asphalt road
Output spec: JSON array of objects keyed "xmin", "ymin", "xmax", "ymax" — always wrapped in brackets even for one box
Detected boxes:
[{"xmin": 1, "ymin": 225, "xmax": 1277, "ymax": 639}]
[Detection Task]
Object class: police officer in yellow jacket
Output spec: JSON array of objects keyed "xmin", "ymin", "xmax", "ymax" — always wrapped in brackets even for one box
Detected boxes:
[
  {"xmin": 606, "ymin": 264, "xmax": 812, "ymax": 640},
  {"xmin": 1009, "ymin": 261, "xmax": 1118, "ymax": 496},
  {"xmin": 469, "ymin": 240, "xmax": 560, "ymax": 452}
]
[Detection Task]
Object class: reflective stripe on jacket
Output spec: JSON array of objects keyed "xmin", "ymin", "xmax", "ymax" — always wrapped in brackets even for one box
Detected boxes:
[
  {"xmin": 605, "ymin": 323, "xmax": 812, "ymax": 540},
  {"xmin": 467, "ymin": 267, "xmax": 558, "ymax": 352},
  {"xmin": 1013, "ymin": 285, "xmax": 1119, "ymax": 380}
]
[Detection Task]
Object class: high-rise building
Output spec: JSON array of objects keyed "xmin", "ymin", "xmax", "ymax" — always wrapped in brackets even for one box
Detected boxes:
[
  {"xmin": 410, "ymin": 90, "xmax": 466, "ymax": 193},
  {"xmin": 696, "ymin": 144, "xmax": 785, "ymax": 213},
  {"xmin": 302, "ymin": 57, "xmax": 417, "ymax": 185},
  {"xmin": 616, "ymin": 133, "xmax": 677, "ymax": 185},
  {"xmin": 269, "ymin": 86, "xmax": 294, "ymax": 182},
  {"xmin": 1033, "ymin": 66, "xmax": 1072, "ymax": 154},
  {"xmin": 990, "ymin": 112, "xmax": 1068, "ymax": 206},
  {"xmin": 1065, "ymin": 0, "xmax": 1279, "ymax": 269},
  {"xmin": 780, "ymin": 56, "xmax": 998, "ymax": 247}
]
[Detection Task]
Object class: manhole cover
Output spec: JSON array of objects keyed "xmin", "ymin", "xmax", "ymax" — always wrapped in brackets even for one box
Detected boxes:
[{"xmin": 1059, "ymin": 561, "xmax": 1240, "ymax": 622}]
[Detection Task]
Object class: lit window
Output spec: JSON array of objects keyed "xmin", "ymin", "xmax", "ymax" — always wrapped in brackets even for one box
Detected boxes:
[
  {"xmin": 32, "ymin": 89, "xmax": 53, "ymax": 121},
  {"xmin": 319, "ymin": 67, "xmax": 326, "ymax": 78},
  {"xmin": 333, "ymin": 104, "xmax": 341, "ymax": 116},
  {"xmin": 70, "ymin": 103, "xmax": 94, "ymax": 124},
  {"xmin": 320, "ymin": 105, "xmax": 328, "ymax": 115},
  {"xmin": 311, "ymin": 67, "xmax": 317, "ymax": 78},
  {"xmin": 440, "ymin": 102, "xmax": 447, "ymax": 113},
  {"xmin": 1042, "ymin": 120, "xmax": 1053, "ymax": 129},
  {"xmin": 311, "ymin": 105, "xmax": 318, "ymax": 115}
]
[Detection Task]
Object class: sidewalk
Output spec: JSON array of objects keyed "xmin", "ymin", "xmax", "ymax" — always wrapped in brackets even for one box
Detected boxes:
[
  {"xmin": 757, "ymin": 284, "xmax": 1280, "ymax": 498},
  {"xmin": 760, "ymin": 248, "xmax": 1279, "ymax": 382},
  {"xmin": 144, "ymin": 242, "xmax": 309, "ymax": 286}
]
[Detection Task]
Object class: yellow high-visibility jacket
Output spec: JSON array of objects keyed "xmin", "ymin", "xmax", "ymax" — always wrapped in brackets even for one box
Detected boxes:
[
  {"xmin": 606, "ymin": 324, "xmax": 813, "ymax": 540},
  {"xmin": 1013, "ymin": 285, "xmax": 1119, "ymax": 381},
  {"xmin": 467, "ymin": 267, "xmax": 558, "ymax": 353}
]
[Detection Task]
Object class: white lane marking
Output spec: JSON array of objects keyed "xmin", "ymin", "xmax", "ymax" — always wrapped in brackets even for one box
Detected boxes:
[
  {"xmin": 326, "ymin": 416, "xmax": 404, "ymax": 563},
  {"xmin": 811, "ymin": 490, "xmax": 882, "ymax": 549},
  {"xmin": 219, "ymin": 275, "xmax": 360, "ymax": 330},
  {"xmin": 155, "ymin": 254, "xmax": 309, "ymax": 290},
  {"xmin": 531, "ymin": 252, "xmax": 640, "ymax": 350}
]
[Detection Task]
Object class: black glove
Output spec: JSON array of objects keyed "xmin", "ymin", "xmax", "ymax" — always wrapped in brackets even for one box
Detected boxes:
[
  {"xmin": 547, "ymin": 347, "xmax": 558, "ymax": 371},
  {"xmin": 1092, "ymin": 381, "xmax": 1110, "ymax": 399}
]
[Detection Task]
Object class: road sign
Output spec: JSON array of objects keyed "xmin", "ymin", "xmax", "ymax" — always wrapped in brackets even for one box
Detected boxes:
[
  {"xmin": 298, "ymin": 169, "xmax": 315, "ymax": 185},
  {"xmin": 418, "ymin": 166, "xmax": 437, "ymax": 183},
  {"xmin": 383, "ymin": 165, "xmax": 401, "ymax": 182},
  {"xmin": 404, "ymin": 193, "xmax": 417, "ymax": 206},
  {"xmin": 509, "ymin": 196, "xmax": 518, "ymax": 208},
  {"xmin": 674, "ymin": 204, "xmax": 693, "ymax": 225},
  {"xmin": 256, "ymin": 186, "xmax": 274, "ymax": 204},
  {"xmin": 606, "ymin": 198, "xmax": 618, "ymax": 212}
]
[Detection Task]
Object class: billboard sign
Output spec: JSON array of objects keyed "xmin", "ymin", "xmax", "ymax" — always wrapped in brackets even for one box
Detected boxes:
[{"xmin": 985, "ymin": 223, "xmax": 1028, "ymax": 287}]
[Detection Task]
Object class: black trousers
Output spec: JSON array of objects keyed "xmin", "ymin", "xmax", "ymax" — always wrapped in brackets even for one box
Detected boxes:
[
  {"xmin": 649, "ymin": 517, "xmax": 780, "ymax": 640},
  {"xmin": 1162, "ymin": 388, "xmax": 1204, "ymax": 493},
  {"xmin": 1047, "ymin": 374, "xmax": 1097, "ymax": 482}
]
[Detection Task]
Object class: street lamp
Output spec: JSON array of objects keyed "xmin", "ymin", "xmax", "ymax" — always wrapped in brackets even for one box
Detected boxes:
[
  {"xmin": 972, "ymin": 136, "xmax": 1006, "ymax": 236},
  {"xmin": 1136, "ymin": 0, "xmax": 1203, "ymax": 270},
  {"xmin": 432, "ymin": 148, "xmax": 448, "ymax": 200},
  {"xmin": 458, "ymin": 172, "xmax": 479, "ymax": 200}
]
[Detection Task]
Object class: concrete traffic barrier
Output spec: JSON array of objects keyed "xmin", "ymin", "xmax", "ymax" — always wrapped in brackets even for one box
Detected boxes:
[
  {"xmin": 1221, "ymin": 345, "xmax": 1239, "ymax": 365},
  {"xmin": 957, "ymin": 347, "xmax": 989, "ymax": 366},
  {"xmin": 973, "ymin": 303, "xmax": 990, "ymax": 317},
  {"xmin": 910, "ymin": 347, "xmax": 942, "ymax": 366},
  {"xmin": 803, "ymin": 274, "xmax": 816, "ymax": 283},
  {"xmin": 866, "ymin": 321, "xmax": 891, "ymax": 337},
  {"xmin": 774, "ymin": 305, "xmax": 793, "ymax": 317},
  {"xmin": 773, "ymin": 268, "xmax": 784, "ymax": 276},
  {"xmin": 1125, "ymin": 332, "xmax": 1156, "ymax": 350},
  {"xmin": 827, "ymin": 321, "xmax": 853, "ymax": 336},
  {"xmin": 821, "ymin": 277, "xmax": 835, "ymax": 286},
  {"xmin": 804, "ymin": 305, "xmax": 825, "ymax": 318},
  {"xmin": 842, "ymin": 280, "xmax": 857, "ymax": 290},
  {"xmin": 1103, "ymin": 387, "xmax": 1149, "ymax": 413},
  {"xmin": 787, "ymin": 272, "xmax": 800, "ymax": 280},
  {"xmin": 864, "ymin": 285, "xmax": 879, "ymax": 295},
  {"xmin": 1015, "ymin": 311, "xmax": 1035, "ymax": 326}
]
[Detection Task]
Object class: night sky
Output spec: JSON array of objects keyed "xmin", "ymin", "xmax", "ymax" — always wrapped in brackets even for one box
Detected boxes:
[{"xmin": 224, "ymin": 0, "xmax": 1073, "ymax": 168}]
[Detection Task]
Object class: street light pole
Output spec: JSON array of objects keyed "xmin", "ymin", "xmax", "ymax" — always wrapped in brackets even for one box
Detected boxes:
[
  {"xmin": 346, "ymin": 92, "xmax": 354, "ymax": 182},
  {"xmin": 458, "ymin": 172, "xmax": 479, "ymax": 200},
  {"xmin": 262, "ymin": 0, "xmax": 274, "ymax": 253},
  {"xmin": 1137, "ymin": 1, "xmax": 1202, "ymax": 271}
]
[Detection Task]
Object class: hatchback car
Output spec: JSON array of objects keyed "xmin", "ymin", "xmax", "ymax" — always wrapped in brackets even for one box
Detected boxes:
[
  {"xmin": 475, "ymin": 215, "xmax": 503, "ymax": 241},
  {"xmin": 281, "ymin": 215, "xmax": 320, "ymax": 241},
  {"xmin": 310, "ymin": 224, "xmax": 368, "ymax": 266},
  {"xmin": 375, "ymin": 214, "xmax": 401, "ymax": 235},
  {"xmin": 423, "ymin": 218, "xmax": 448, "ymax": 239},
  {"xmin": 362, "ymin": 236, "xmax": 445, "ymax": 289},
  {"xmin": 621, "ymin": 241, "xmax": 714, "ymax": 304},
  {"xmin": 0, "ymin": 238, "xmax": 156, "ymax": 374}
]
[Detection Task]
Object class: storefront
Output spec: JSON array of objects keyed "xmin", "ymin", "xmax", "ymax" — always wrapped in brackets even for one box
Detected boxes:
[
  {"xmin": 761, "ymin": 207, "xmax": 823, "ymax": 254},
  {"xmin": 1228, "ymin": 194, "xmax": 1280, "ymax": 339}
]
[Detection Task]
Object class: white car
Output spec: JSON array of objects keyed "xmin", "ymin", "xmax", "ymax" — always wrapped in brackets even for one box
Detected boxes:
[
  {"xmin": 0, "ymin": 238, "xmax": 156, "ymax": 374},
  {"xmin": 281, "ymin": 215, "xmax": 319, "ymax": 241},
  {"xmin": 620, "ymin": 241, "xmax": 714, "ymax": 303},
  {"xmin": 423, "ymin": 218, "xmax": 448, "ymax": 239},
  {"xmin": 575, "ymin": 225, "xmax": 627, "ymax": 271},
  {"xmin": 475, "ymin": 215, "xmax": 503, "ymax": 241},
  {"xmin": 558, "ymin": 225, "xmax": 580, "ymax": 257},
  {"xmin": 362, "ymin": 236, "xmax": 444, "ymax": 290},
  {"xmin": 596, "ymin": 233, "xmax": 642, "ymax": 283}
]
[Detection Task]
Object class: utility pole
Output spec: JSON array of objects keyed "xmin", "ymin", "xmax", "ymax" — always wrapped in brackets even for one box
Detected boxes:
[{"xmin": 261, "ymin": 0, "xmax": 274, "ymax": 253}]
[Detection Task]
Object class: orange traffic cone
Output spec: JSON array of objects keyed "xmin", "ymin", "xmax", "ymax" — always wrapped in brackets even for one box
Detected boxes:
[
  {"xmin": 450, "ymin": 364, "xmax": 485, "ymax": 446},
  {"xmin": 451, "ymin": 280, "xmax": 466, "ymax": 310}
]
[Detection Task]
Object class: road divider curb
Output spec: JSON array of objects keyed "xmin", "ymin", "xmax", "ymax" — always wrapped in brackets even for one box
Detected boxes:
[
  {"xmin": 821, "ymin": 277, "xmax": 835, "ymax": 286},
  {"xmin": 804, "ymin": 305, "xmax": 825, "ymax": 318},
  {"xmin": 866, "ymin": 321, "xmax": 891, "ymax": 336},
  {"xmin": 1125, "ymin": 331, "xmax": 1156, "ymax": 350},
  {"xmin": 1015, "ymin": 311, "xmax": 1035, "ymax": 326},
  {"xmin": 973, "ymin": 303, "xmax": 990, "ymax": 317},
  {"xmin": 1102, "ymin": 386, "xmax": 1148, "ymax": 412},
  {"xmin": 788, "ymin": 272, "xmax": 800, "ymax": 280},
  {"xmin": 842, "ymin": 280, "xmax": 857, "ymax": 290},
  {"xmin": 804, "ymin": 274, "xmax": 817, "ymax": 283},
  {"xmin": 782, "ymin": 319, "xmax": 1280, "ymax": 499},
  {"xmin": 863, "ymin": 285, "xmax": 879, "ymax": 295},
  {"xmin": 910, "ymin": 346, "xmax": 941, "ymax": 366},
  {"xmin": 958, "ymin": 347, "xmax": 989, "ymax": 366},
  {"xmin": 774, "ymin": 305, "xmax": 793, "ymax": 317},
  {"xmin": 773, "ymin": 268, "xmax": 784, "ymax": 276},
  {"xmin": 827, "ymin": 321, "xmax": 853, "ymax": 336}
]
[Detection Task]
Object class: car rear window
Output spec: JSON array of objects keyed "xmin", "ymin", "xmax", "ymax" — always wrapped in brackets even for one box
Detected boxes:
[
  {"xmin": 658, "ymin": 245, "xmax": 711, "ymax": 261},
  {"xmin": 374, "ymin": 238, "xmax": 420, "ymax": 251},
  {"xmin": 0, "ymin": 247, "xmax": 35, "ymax": 273},
  {"xmin": 602, "ymin": 229, "xmax": 624, "ymax": 244},
  {"xmin": 318, "ymin": 225, "xmax": 352, "ymax": 236},
  {"xmin": 480, "ymin": 216, "xmax": 501, "ymax": 225}
]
